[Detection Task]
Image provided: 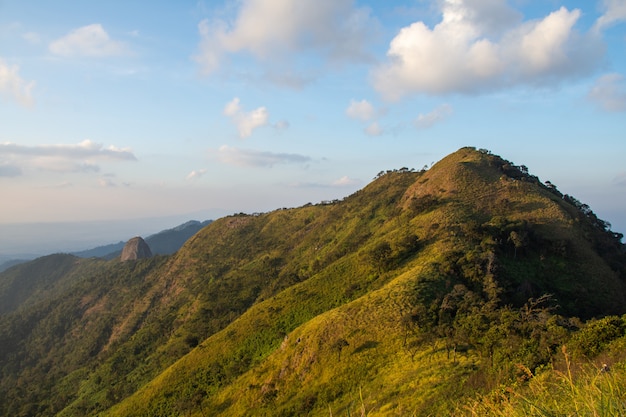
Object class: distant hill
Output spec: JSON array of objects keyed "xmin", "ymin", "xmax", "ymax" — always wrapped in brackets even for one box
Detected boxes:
[
  {"xmin": 72, "ymin": 219, "xmax": 212, "ymax": 259},
  {"xmin": 136, "ymin": 220, "xmax": 212, "ymax": 256},
  {"xmin": 70, "ymin": 241, "xmax": 126, "ymax": 259},
  {"xmin": 1, "ymin": 147, "xmax": 625, "ymax": 416},
  {"xmin": 0, "ymin": 258, "xmax": 32, "ymax": 273},
  {"xmin": 0, "ymin": 220, "xmax": 212, "ymax": 271}
]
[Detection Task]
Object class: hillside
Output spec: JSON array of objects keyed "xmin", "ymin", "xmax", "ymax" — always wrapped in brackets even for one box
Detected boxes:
[{"xmin": 1, "ymin": 147, "xmax": 625, "ymax": 416}]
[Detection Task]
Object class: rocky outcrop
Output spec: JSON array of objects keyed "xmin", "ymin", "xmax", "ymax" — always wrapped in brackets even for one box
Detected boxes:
[{"xmin": 120, "ymin": 237, "xmax": 152, "ymax": 261}]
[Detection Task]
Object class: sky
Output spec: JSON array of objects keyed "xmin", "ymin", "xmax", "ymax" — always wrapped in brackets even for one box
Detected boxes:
[{"xmin": 1, "ymin": 0, "xmax": 626, "ymax": 254}]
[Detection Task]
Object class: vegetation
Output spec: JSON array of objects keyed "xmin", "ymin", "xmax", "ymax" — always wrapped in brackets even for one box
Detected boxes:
[{"xmin": 0, "ymin": 147, "xmax": 625, "ymax": 416}]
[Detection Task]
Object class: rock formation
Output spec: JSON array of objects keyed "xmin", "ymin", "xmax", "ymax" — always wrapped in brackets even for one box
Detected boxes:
[{"xmin": 120, "ymin": 236, "xmax": 152, "ymax": 261}]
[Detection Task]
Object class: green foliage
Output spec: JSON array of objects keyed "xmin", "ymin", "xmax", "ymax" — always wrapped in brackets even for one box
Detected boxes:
[
  {"xmin": 570, "ymin": 315, "xmax": 626, "ymax": 358},
  {"xmin": 1, "ymin": 147, "xmax": 625, "ymax": 416},
  {"xmin": 367, "ymin": 241, "xmax": 393, "ymax": 272}
]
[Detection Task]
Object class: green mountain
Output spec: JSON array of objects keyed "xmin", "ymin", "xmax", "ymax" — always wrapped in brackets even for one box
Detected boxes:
[{"xmin": 1, "ymin": 147, "xmax": 625, "ymax": 416}]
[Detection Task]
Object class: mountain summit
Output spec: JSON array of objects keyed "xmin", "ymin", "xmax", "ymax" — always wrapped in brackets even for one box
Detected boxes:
[
  {"xmin": 0, "ymin": 147, "xmax": 625, "ymax": 416},
  {"xmin": 120, "ymin": 236, "xmax": 152, "ymax": 261}
]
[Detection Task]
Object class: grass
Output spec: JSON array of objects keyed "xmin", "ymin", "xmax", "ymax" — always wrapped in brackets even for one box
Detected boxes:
[
  {"xmin": 4, "ymin": 147, "xmax": 626, "ymax": 417},
  {"xmin": 462, "ymin": 346, "xmax": 626, "ymax": 416}
]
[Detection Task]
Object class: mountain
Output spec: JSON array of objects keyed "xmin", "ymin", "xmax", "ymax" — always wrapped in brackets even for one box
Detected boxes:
[
  {"xmin": 120, "ymin": 237, "xmax": 152, "ymax": 261},
  {"xmin": 1, "ymin": 147, "xmax": 625, "ymax": 416},
  {"xmin": 0, "ymin": 257, "xmax": 33, "ymax": 273},
  {"xmin": 72, "ymin": 219, "xmax": 212, "ymax": 259},
  {"xmin": 0, "ymin": 220, "xmax": 212, "ymax": 272},
  {"xmin": 71, "ymin": 241, "xmax": 126, "ymax": 259},
  {"xmin": 135, "ymin": 219, "xmax": 212, "ymax": 256}
]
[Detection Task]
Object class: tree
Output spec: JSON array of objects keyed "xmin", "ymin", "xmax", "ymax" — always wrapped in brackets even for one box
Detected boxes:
[
  {"xmin": 368, "ymin": 241, "xmax": 392, "ymax": 272},
  {"xmin": 508, "ymin": 230, "xmax": 528, "ymax": 258}
]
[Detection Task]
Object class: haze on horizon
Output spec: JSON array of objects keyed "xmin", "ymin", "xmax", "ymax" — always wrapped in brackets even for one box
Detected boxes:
[{"xmin": 1, "ymin": 0, "xmax": 626, "ymax": 252}]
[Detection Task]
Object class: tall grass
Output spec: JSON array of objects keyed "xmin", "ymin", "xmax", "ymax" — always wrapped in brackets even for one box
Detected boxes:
[{"xmin": 463, "ymin": 347, "xmax": 626, "ymax": 416}]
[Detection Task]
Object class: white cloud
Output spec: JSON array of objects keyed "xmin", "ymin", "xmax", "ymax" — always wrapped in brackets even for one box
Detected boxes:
[
  {"xmin": 49, "ymin": 24, "xmax": 129, "ymax": 57},
  {"xmin": 216, "ymin": 145, "xmax": 310, "ymax": 168},
  {"xmin": 223, "ymin": 97, "xmax": 242, "ymax": 117},
  {"xmin": 0, "ymin": 58, "xmax": 35, "ymax": 107},
  {"xmin": 595, "ymin": 0, "xmax": 626, "ymax": 30},
  {"xmin": 373, "ymin": 1, "xmax": 604, "ymax": 99},
  {"xmin": 332, "ymin": 175, "xmax": 359, "ymax": 187},
  {"xmin": 346, "ymin": 99, "xmax": 376, "ymax": 121},
  {"xmin": 0, "ymin": 140, "xmax": 136, "ymax": 175},
  {"xmin": 414, "ymin": 104, "xmax": 453, "ymax": 129},
  {"xmin": 588, "ymin": 73, "xmax": 626, "ymax": 112},
  {"xmin": 186, "ymin": 168, "xmax": 207, "ymax": 180},
  {"xmin": 193, "ymin": 0, "xmax": 376, "ymax": 82},
  {"xmin": 346, "ymin": 99, "xmax": 388, "ymax": 135},
  {"xmin": 223, "ymin": 97, "xmax": 270, "ymax": 138},
  {"xmin": 0, "ymin": 140, "xmax": 136, "ymax": 160}
]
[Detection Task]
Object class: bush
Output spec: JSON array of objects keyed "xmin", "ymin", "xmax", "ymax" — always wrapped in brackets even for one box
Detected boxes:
[{"xmin": 570, "ymin": 315, "xmax": 626, "ymax": 358}]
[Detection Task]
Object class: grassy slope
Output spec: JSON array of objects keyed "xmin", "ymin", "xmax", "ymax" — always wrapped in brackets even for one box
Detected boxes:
[
  {"xmin": 1, "ymin": 147, "xmax": 624, "ymax": 416},
  {"xmin": 102, "ymin": 148, "xmax": 626, "ymax": 416}
]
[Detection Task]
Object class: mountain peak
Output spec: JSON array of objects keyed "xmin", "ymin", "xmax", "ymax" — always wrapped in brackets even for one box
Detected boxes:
[{"xmin": 120, "ymin": 236, "xmax": 152, "ymax": 261}]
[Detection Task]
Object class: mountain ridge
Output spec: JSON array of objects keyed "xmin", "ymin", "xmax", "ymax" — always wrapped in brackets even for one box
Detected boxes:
[
  {"xmin": 0, "ymin": 219, "xmax": 212, "ymax": 272},
  {"xmin": 1, "ymin": 147, "xmax": 625, "ymax": 416}
]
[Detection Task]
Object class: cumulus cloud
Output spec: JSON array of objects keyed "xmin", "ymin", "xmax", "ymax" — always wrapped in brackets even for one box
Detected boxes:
[
  {"xmin": 49, "ymin": 24, "xmax": 129, "ymax": 57},
  {"xmin": 186, "ymin": 168, "xmax": 207, "ymax": 180},
  {"xmin": 0, "ymin": 58, "xmax": 35, "ymax": 107},
  {"xmin": 373, "ymin": 1, "xmax": 604, "ymax": 99},
  {"xmin": 414, "ymin": 104, "xmax": 454, "ymax": 129},
  {"xmin": 216, "ymin": 145, "xmax": 310, "ymax": 168},
  {"xmin": 193, "ymin": 0, "xmax": 376, "ymax": 83},
  {"xmin": 223, "ymin": 97, "xmax": 270, "ymax": 138},
  {"xmin": 588, "ymin": 73, "xmax": 626, "ymax": 112},
  {"xmin": 0, "ymin": 140, "xmax": 136, "ymax": 175},
  {"xmin": 346, "ymin": 99, "xmax": 376, "ymax": 121},
  {"xmin": 345, "ymin": 99, "xmax": 388, "ymax": 135}
]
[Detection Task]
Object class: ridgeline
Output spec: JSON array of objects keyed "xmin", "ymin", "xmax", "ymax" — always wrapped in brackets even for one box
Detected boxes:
[{"xmin": 1, "ymin": 147, "xmax": 625, "ymax": 416}]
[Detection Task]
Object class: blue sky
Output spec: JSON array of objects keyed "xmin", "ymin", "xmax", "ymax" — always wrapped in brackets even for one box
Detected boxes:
[{"xmin": 1, "ymin": 0, "xmax": 626, "ymax": 245}]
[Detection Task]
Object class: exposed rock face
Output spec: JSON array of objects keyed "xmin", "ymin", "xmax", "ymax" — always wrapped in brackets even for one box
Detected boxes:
[{"xmin": 120, "ymin": 237, "xmax": 152, "ymax": 261}]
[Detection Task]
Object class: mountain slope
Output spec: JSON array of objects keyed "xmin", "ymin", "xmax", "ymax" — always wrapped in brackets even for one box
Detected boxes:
[
  {"xmin": 101, "ymin": 147, "xmax": 626, "ymax": 416},
  {"xmin": 1, "ymin": 147, "xmax": 624, "ymax": 416}
]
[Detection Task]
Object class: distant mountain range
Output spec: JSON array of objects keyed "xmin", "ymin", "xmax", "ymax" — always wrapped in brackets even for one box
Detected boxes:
[
  {"xmin": 0, "ymin": 219, "xmax": 212, "ymax": 271},
  {"xmin": 70, "ymin": 220, "xmax": 212, "ymax": 259},
  {"xmin": 1, "ymin": 147, "xmax": 625, "ymax": 416}
]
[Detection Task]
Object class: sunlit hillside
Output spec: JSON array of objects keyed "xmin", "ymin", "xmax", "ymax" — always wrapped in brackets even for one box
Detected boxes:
[{"xmin": 1, "ymin": 147, "xmax": 625, "ymax": 416}]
